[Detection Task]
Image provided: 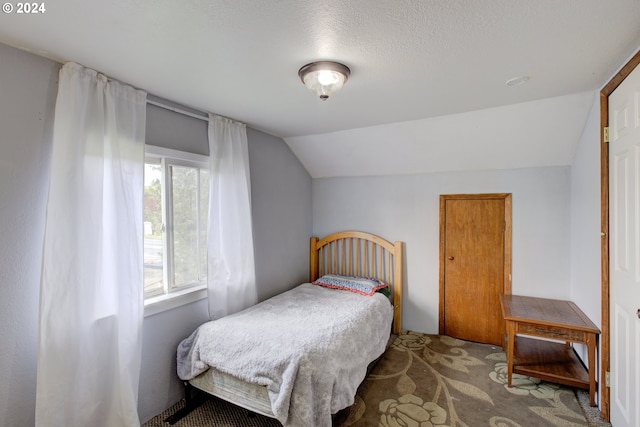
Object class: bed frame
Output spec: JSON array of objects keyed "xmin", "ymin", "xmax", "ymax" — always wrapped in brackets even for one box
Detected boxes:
[
  {"xmin": 167, "ymin": 231, "xmax": 403, "ymax": 424},
  {"xmin": 310, "ymin": 231, "xmax": 403, "ymax": 334}
]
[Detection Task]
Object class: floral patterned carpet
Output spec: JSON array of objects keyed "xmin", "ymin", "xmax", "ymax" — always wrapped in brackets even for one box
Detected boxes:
[{"xmin": 340, "ymin": 331, "xmax": 589, "ymax": 427}]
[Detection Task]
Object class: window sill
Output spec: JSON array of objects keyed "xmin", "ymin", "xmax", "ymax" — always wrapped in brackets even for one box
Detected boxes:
[{"xmin": 144, "ymin": 284, "xmax": 207, "ymax": 317}]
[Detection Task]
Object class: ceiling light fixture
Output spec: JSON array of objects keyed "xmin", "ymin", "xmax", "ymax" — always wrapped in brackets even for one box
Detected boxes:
[{"xmin": 298, "ymin": 61, "xmax": 350, "ymax": 101}]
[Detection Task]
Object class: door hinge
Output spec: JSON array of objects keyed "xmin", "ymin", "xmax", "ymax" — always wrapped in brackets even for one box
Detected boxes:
[
  {"xmin": 605, "ymin": 371, "xmax": 610, "ymax": 387},
  {"xmin": 604, "ymin": 127, "xmax": 610, "ymax": 143}
]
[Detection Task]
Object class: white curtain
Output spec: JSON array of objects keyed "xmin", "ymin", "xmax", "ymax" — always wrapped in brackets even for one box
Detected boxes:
[
  {"xmin": 36, "ymin": 63, "xmax": 146, "ymax": 427},
  {"xmin": 207, "ymin": 114, "xmax": 257, "ymax": 319}
]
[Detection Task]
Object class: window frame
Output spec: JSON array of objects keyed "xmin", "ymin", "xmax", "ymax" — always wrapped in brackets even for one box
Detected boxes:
[{"xmin": 143, "ymin": 145, "xmax": 209, "ymax": 316}]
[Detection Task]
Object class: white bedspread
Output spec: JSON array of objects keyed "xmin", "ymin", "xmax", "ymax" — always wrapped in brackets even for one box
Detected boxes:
[{"xmin": 177, "ymin": 283, "xmax": 393, "ymax": 427}]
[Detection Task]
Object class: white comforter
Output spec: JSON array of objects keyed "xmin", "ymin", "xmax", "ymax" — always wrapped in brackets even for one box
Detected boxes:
[{"xmin": 177, "ymin": 283, "xmax": 393, "ymax": 427}]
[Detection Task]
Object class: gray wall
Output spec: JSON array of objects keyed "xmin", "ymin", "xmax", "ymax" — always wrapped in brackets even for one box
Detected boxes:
[
  {"xmin": 0, "ymin": 43, "xmax": 59, "ymax": 427},
  {"xmin": 145, "ymin": 101, "xmax": 209, "ymax": 156},
  {"xmin": 138, "ymin": 300, "xmax": 210, "ymax": 421},
  {"xmin": 248, "ymin": 128, "xmax": 312, "ymax": 301},
  {"xmin": 0, "ymin": 42, "xmax": 313, "ymax": 425},
  {"xmin": 312, "ymin": 166, "xmax": 572, "ymax": 334}
]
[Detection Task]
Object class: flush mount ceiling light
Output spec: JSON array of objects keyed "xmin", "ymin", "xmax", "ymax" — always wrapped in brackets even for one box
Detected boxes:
[{"xmin": 298, "ymin": 61, "xmax": 350, "ymax": 101}]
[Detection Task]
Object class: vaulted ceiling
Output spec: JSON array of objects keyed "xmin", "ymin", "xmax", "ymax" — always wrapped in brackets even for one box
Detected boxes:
[{"xmin": 1, "ymin": 1, "xmax": 639, "ymax": 177}]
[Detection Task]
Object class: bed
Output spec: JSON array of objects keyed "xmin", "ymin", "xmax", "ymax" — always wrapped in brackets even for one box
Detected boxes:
[{"xmin": 172, "ymin": 231, "xmax": 403, "ymax": 427}]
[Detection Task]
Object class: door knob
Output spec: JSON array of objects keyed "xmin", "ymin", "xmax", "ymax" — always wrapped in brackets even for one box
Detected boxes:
[
  {"xmin": 448, "ymin": 256, "xmax": 454, "ymax": 260},
  {"xmin": 637, "ymin": 308, "xmax": 640, "ymax": 319}
]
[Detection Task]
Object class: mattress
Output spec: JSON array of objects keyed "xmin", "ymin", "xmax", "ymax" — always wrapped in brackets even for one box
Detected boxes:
[
  {"xmin": 188, "ymin": 333, "xmax": 398, "ymax": 419},
  {"xmin": 189, "ymin": 367, "xmax": 274, "ymax": 417}
]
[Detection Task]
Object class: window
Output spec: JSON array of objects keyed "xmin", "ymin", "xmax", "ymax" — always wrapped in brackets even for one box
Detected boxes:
[{"xmin": 144, "ymin": 146, "xmax": 209, "ymax": 303}]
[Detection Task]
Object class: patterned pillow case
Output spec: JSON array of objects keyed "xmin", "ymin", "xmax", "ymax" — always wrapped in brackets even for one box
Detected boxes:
[{"xmin": 312, "ymin": 274, "xmax": 389, "ymax": 296}]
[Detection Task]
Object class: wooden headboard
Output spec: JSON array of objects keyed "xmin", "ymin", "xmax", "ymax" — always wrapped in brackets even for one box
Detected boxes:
[{"xmin": 309, "ymin": 231, "xmax": 403, "ymax": 334}]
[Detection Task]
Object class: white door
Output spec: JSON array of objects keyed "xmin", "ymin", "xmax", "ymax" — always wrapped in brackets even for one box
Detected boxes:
[{"xmin": 609, "ymin": 62, "xmax": 640, "ymax": 427}]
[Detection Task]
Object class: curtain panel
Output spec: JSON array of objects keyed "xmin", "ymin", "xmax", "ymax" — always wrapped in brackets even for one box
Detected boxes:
[
  {"xmin": 36, "ymin": 62, "xmax": 146, "ymax": 427},
  {"xmin": 207, "ymin": 114, "xmax": 257, "ymax": 319}
]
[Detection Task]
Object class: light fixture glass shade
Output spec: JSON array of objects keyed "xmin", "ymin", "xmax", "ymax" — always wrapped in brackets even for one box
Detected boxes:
[{"xmin": 298, "ymin": 61, "xmax": 350, "ymax": 101}]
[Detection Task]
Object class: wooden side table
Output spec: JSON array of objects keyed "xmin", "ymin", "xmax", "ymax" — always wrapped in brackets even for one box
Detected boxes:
[{"xmin": 499, "ymin": 294, "xmax": 600, "ymax": 406}]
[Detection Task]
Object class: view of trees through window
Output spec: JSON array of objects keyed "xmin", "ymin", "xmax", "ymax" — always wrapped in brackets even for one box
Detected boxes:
[
  {"xmin": 144, "ymin": 155, "xmax": 208, "ymax": 299},
  {"xmin": 170, "ymin": 165, "xmax": 209, "ymax": 288},
  {"xmin": 144, "ymin": 162, "xmax": 163, "ymax": 297}
]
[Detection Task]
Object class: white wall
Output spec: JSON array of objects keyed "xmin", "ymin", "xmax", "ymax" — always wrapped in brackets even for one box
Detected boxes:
[
  {"xmin": 565, "ymin": 92, "xmax": 604, "ymax": 391},
  {"xmin": 313, "ymin": 166, "xmax": 572, "ymax": 334},
  {"xmin": 569, "ymin": 93, "xmax": 602, "ymax": 327},
  {"xmin": 287, "ymin": 92, "xmax": 594, "ymax": 179},
  {"xmin": 0, "ymin": 43, "xmax": 59, "ymax": 427}
]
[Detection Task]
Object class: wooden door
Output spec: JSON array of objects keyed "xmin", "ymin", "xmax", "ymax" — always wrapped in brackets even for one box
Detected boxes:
[
  {"xmin": 439, "ymin": 194, "xmax": 512, "ymax": 345},
  {"xmin": 608, "ymin": 61, "xmax": 640, "ymax": 427}
]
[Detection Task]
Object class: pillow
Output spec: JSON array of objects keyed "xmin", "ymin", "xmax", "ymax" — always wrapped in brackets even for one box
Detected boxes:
[{"xmin": 312, "ymin": 274, "xmax": 389, "ymax": 296}]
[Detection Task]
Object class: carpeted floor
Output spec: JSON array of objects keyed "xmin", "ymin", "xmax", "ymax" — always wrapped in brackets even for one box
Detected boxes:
[{"xmin": 144, "ymin": 332, "xmax": 611, "ymax": 427}]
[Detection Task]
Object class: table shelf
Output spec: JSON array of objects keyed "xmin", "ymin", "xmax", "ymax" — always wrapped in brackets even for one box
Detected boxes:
[{"xmin": 512, "ymin": 336, "xmax": 590, "ymax": 390}]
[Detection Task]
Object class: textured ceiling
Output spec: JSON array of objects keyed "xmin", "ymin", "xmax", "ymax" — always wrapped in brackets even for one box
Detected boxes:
[{"xmin": 1, "ymin": 0, "xmax": 639, "ymax": 177}]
